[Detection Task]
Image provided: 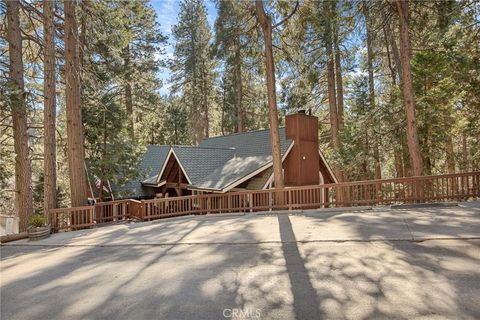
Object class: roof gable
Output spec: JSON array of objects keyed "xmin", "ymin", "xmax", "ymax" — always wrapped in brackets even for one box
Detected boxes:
[{"xmin": 170, "ymin": 146, "xmax": 234, "ymax": 185}]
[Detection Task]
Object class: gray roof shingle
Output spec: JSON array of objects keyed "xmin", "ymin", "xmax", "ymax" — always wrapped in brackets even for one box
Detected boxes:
[
  {"xmin": 172, "ymin": 146, "xmax": 235, "ymax": 185},
  {"xmin": 110, "ymin": 128, "xmax": 293, "ymax": 197},
  {"xmin": 192, "ymin": 127, "xmax": 292, "ymax": 191}
]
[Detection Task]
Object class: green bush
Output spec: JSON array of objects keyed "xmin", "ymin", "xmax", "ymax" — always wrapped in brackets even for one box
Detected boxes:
[{"xmin": 29, "ymin": 214, "xmax": 46, "ymax": 228}]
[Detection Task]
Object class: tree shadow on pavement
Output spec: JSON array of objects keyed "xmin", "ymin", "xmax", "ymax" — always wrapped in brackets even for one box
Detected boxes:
[
  {"xmin": 277, "ymin": 214, "xmax": 322, "ymax": 319},
  {"xmin": 1, "ymin": 207, "xmax": 479, "ymax": 320}
]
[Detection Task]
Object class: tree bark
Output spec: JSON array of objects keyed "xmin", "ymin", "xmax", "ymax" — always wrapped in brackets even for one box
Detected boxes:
[
  {"xmin": 234, "ymin": 33, "xmax": 244, "ymax": 133},
  {"xmin": 43, "ymin": 0, "xmax": 57, "ymax": 214},
  {"xmin": 325, "ymin": 2, "xmax": 344, "ymax": 185},
  {"xmin": 124, "ymin": 45, "xmax": 134, "ymax": 139},
  {"xmin": 445, "ymin": 136, "xmax": 455, "ymax": 174},
  {"xmin": 396, "ymin": 0, "xmax": 423, "ymax": 177},
  {"xmin": 381, "ymin": 4, "xmax": 402, "ymax": 83},
  {"xmin": 394, "ymin": 147, "xmax": 404, "ymax": 177},
  {"xmin": 202, "ymin": 67, "xmax": 209, "ymax": 139},
  {"xmin": 333, "ymin": 29, "xmax": 344, "ymax": 129},
  {"xmin": 65, "ymin": 0, "xmax": 89, "ymax": 207},
  {"xmin": 364, "ymin": 0, "xmax": 382, "ymax": 180},
  {"xmin": 255, "ymin": 0, "xmax": 284, "ymax": 190},
  {"xmin": 220, "ymin": 76, "xmax": 226, "ymax": 135},
  {"xmin": 325, "ymin": 1, "xmax": 347, "ymax": 205},
  {"xmin": 461, "ymin": 133, "xmax": 468, "ymax": 171},
  {"xmin": 7, "ymin": 0, "xmax": 34, "ymax": 231},
  {"xmin": 383, "ymin": 22, "xmax": 397, "ymax": 86}
]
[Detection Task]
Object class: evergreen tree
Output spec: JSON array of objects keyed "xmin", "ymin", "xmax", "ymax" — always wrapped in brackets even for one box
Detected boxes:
[
  {"xmin": 170, "ymin": 0, "xmax": 216, "ymax": 144},
  {"xmin": 79, "ymin": 0, "xmax": 165, "ymax": 198},
  {"xmin": 6, "ymin": 0, "xmax": 34, "ymax": 230}
]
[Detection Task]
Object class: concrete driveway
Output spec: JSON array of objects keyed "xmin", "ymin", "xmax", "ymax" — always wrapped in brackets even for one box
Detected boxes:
[{"xmin": 1, "ymin": 203, "xmax": 480, "ymax": 319}]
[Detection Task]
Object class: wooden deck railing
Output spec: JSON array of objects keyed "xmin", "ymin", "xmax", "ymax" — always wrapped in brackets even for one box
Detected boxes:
[
  {"xmin": 48, "ymin": 171, "xmax": 480, "ymax": 232},
  {"xmin": 48, "ymin": 199, "xmax": 141, "ymax": 232}
]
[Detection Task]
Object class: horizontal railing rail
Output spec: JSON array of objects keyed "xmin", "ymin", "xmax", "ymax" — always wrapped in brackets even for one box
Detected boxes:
[{"xmin": 48, "ymin": 171, "xmax": 480, "ymax": 232}]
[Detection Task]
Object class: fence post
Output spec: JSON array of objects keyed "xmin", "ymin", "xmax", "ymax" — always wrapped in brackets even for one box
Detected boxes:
[
  {"xmin": 269, "ymin": 191, "xmax": 273, "ymax": 211},
  {"xmin": 288, "ymin": 189, "xmax": 292, "ymax": 211},
  {"xmin": 228, "ymin": 193, "xmax": 231, "ymax": 213},
  {"xmin": 249, "ymin": 193, "xmax": 253, "ymax": 212},
  {"xmin": 90, "ymin": 207, "xmax": 95, "ymax": 228}
]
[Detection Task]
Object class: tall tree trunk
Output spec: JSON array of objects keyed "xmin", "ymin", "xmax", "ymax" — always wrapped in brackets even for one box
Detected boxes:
[
  {"xmin": 396, "ymin": 0, "xmax": 423, "ymax": 177},
  {"xmin": 65, "ymin": 0, "xmax": 88, "ymax": 207},
  {"xmin": 461, "ymin": 133, "xmax": 468, "ymax": 171},
  {"xmin": 383, "ymin": 22, "xmax": 397, "ymax": 86},
  {"xmin": 99, "ymin": 111, "xmax": 107, "ymax": 202},
  {"xmin": 124, "ymin": 45, "xmax": 134, "ymax": 139},
  {"xmin": 234, "ymin": 32, "xmax": 244, "ymax": 133},
  {"xmin": 255, "ymin": 0, "xmax": 284, "ymax": 190},
  {"xmin": 221, "ymin": 77, "xmax": 226, "ymax": 135},
  {"xmin": 325, "ymin": 2, "xmax": 344, "ymax": 185},
  {"xmin": 445, "ymin": 137, "xmax": 455, "ymax": 174},
  {"xmin": 364, "ymin": 0, "xmax": 381, "ymax": 180},
  {"xmin": 394, "ymin": 147, "xmax": 404, "ymax": 177},
  {"xmin": 43, "ymin": 0, "xmax": 57, "ymax": 214},
  {"xmin": 7, "ymin": 0, "xmax": 34, "ymax": 231},
  {"xmin": 333, "ymin": 31, "xmax": 344, "ymax": 129},
  {"xmin": 202, "ymin": 68, "xmax": 209, "ymax": 139},
  {"xmin": 381, "ymin": 4, "xmax": 402, "ymax": 83}
]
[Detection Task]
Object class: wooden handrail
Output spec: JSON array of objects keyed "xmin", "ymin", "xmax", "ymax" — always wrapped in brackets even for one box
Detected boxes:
[{"xmin": 48, "ymin": 171, "xmax": 480, "ymax": 232}]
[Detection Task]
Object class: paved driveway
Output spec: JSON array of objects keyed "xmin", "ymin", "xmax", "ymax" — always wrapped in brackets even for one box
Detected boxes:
[{"xmin": 1, "ymin": 203, "xmax": 480, "ymax": 319}]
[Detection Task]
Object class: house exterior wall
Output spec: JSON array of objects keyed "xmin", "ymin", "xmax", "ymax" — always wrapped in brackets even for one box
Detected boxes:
[{"xmin": 284, "ymin": 112, "xmax": 320, "ymax": 186}]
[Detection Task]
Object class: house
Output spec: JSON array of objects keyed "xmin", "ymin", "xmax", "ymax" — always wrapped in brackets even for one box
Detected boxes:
[{"xmin": 104, "ymin": 111, "xmax": 337, "ymax": 200}]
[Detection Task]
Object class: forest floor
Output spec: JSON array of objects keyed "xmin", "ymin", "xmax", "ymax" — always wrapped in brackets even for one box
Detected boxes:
[{"xmin": 1, "ymin": 202, "xmax": 479, "ymax": 319}]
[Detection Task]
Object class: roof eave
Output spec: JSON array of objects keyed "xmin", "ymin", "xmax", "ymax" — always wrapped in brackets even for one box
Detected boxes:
[
  {"xmin": 220, "ymin": 140, "xmax": 295, "ymax": 193},
  {"xmin": 318, "ymin": 149, "xmax": 338, "ymax": 183},
  {"xmin": 142, "ymin": 180, "xmax": 167, "ymax": 188}
]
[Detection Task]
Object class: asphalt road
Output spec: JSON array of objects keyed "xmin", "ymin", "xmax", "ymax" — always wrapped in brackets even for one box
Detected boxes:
[{"xmin": 1, "ymin": 204, "xmax": 480, "ymax": 320}]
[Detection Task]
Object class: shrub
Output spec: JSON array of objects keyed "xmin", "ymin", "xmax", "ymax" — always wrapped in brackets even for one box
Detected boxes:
[{"xmin": 29, "ymin": 214, "xmax": 46, "ymax": 228}]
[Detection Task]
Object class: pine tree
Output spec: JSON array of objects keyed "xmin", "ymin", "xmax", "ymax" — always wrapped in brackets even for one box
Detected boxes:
[
  {"xmin": 43, "ymin": 0, "xmax": 57, "ymax": 212},
  {"xmin": 213, "ymin": 1, "xmax": 257, "ymax": 133},
  {"xmin": 255, "ymin": 0, "xmax": 284, "ymax": 190},
  {"xmin": 395, "ymin": 0, "xmax": 423, "ymax": 177},
  {"xmin": 119, "ymin": 0, "xmax": 166, "ymax": 139},
  {"xmin": 171, "ymin": 0, "xmax": 216, "ymax": 144},
  {"xmin": 79, "ymin": 0, "xmax": 164, "ymax": 198},
  {"xmin": 6, "ymin": 0, "xmax": 34, "ymax": 231},
  {"xmin": 65, "ymin": 0, "xmax": 89, "ymax": 206}
]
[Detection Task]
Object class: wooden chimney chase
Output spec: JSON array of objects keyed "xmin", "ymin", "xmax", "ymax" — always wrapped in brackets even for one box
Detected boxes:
[{"xmin": 284, "ymin": 111, "xmax": 320, "ymax": 186}]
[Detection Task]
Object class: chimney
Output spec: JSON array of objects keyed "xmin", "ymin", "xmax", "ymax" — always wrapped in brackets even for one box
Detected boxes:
[{"xmin": 284, "ymin": 111, "xmax": 320, "ymax": 186}]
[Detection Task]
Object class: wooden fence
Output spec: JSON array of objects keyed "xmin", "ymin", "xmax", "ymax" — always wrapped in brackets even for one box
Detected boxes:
[{"xmin": 48, "ymin": 171, "xmax": 480, "ymax": 232}]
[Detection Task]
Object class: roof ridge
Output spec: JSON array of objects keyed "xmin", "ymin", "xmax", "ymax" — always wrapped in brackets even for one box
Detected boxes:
[
  {"xmin": 172, "ymin": 145, "xmax": 235, "ymax": 150},
  {"xmin": 146, "ymin": 144, "xmax": 234, "ymax": 151},
  {"xmin": 202, "ymin": 126, "xmax": 286, "ymax": 141}
]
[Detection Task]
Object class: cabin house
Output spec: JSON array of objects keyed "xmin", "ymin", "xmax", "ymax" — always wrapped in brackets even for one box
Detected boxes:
[{"xmin": 99, "ymin": 111, "xmax": 337, "ymax": 200}]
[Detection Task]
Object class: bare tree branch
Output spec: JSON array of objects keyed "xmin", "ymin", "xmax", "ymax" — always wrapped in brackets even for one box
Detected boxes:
[{"xmin": 273, "ymin": 0, "xmax": 299, "ymax": 29}]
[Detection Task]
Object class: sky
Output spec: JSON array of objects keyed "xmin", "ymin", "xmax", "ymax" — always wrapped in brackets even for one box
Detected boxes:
[{"xmin": 150, "ymin": 0, "xmax": 218, "ymax": 95}]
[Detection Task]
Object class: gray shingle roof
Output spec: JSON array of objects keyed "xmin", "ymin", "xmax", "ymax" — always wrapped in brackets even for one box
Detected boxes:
[
  {"xmin": 172, "ymin": 146, "xmax": 235, "ymax": 185},
  {"xmin": 193, "ymin": 127, "xmax": 292, "ymax": 191},
  {"xmin": 199, "ymin": 127, "xmax": 290, "ymax": 158},
  {"xmin": 110, "ymin": 128, "xmax": 293, "ymax": 197}
]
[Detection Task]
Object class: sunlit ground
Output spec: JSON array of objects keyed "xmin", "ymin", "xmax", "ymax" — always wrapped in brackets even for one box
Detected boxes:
[{"xmin": 1, "ymin": 204, "xmax": 479, "ymax": 319}]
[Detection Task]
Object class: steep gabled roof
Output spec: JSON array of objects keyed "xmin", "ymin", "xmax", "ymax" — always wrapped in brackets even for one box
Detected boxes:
[
  {"xmin": 109, "ymin": 127, "xmax": 313, "ymax": 197},
  {"xmin": 190, "ymin": 127, "xmax": 293, "ymax": 191},
  {"xmin": 170, "ymin": 146, "xmax": 235, "ymax": 185}
]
